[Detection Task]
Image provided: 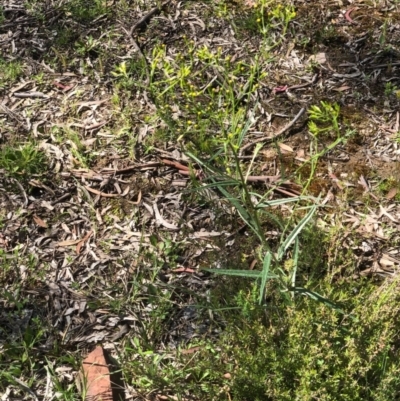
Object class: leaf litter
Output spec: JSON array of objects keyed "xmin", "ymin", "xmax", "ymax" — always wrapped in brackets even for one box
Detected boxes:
[{"xmin": 1, "ymin": 0, "xmax": 400, "ymax": 399}]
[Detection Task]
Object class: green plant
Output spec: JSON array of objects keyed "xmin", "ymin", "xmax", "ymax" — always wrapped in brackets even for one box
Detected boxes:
[
  {"xmin": 0, "ymin": 143, "xmax": 47, "ymax": 179},
  {"xmin": 0, "ymin": 6, "xmax": 5, "ymax": 24},
  {"xmin": 44, "ymin": 359, "xmax": 78, "ymax": 401},
  {"xmin": 216, "ymin": 275, "xmax": 400, "ymax": 401},
  {"xmin": 51, "ymin": 127, "xmax": 96, "ymax": 168},
  {"xmin": 266, "ymin": 2, "xmax": 296, "ymax": 36},
  {"xmin": 297, "ymin": 102, "xmax": 352, "ymax": 193},
  {"xmin": 0, "ymin": 310, "xmax": 48, "ymax": 392},
  {"xmin": 147, "ymin": 40, "xmax": 264, "ymax": 154},
  {"xmin": 232, "ymin": 0, "xmax": 296, "ymax": 48},
  {"xmin": 0, "ymin": 58, "xmax": 23, "ymax": 88},
  {"xmin": 66, "ymin": 0, "xmax": 109, "ymax": 23},
  {"xmin": 384, "ymin": 81, "xmax": 398, "ymax": 97},
  {"xmin": 112, "ymin": 61, "xmax": 129, "ymax": 80},
  {"xmin": 186, "ymin": 112, "xmax": 337, "ymax": 308},
  {"xmin": 75, "ymin": 35, "xmax": 99, "ymax": 56},
  {"xmin": 378, "ymin": 19, "xmax": 389, "ymax": 47},
  {"xmin": 308, "ymin": 101, "xmax": 341, "ymax": 138}
]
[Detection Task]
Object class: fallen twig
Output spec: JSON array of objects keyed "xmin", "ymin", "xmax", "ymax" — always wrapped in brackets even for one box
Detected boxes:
[
  {"xmin": 13, "ymin": 91, "xmax": 49, "ymax": 98},
  {"xmin": 239, "ymin": 108, "xmax": 306, "ymax": 155},
  {"xmin": 245, "ymin": 175, "xmax": 280, "ymax": 183},
  {"xmin": 100, "ymin": 162, "xmax": 161, "ymax": 174},
  {"xmin": 120, "ymin": 25, "xmax": 150, "ymax": 86},
  {"xmin": 129, "ymin": 1, "xmax": 170, "ymax": 35},
  {"xmin": 11, "ymin": 178, "xmax": 28, "ymax": 207},
  {"xmin": 84, "ymin": 186, "xmax": 123, "ymax": 198},
  {"xmin": 161, "ymin": 158, "xmax": 190, "ymax": 171},
  {"xmin": 119, "ymin": 1, "xmax": 170, "ymax": 86},
  {"xmin": 51, "ymin": 192, "xmax": 72, "ymax": 206}
]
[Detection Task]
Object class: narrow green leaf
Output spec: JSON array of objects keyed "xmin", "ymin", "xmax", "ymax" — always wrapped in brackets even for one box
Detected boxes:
[
  {"xmin": 185, "ymin": 151, "xmax": 217, "ymax": 174},
  {"xmin": 259, "ymin": 252, "xmax": 272, "ymax": 304},
  {"xmin": 189, "ymin": 179, "xmax": 241, "ymax": 191},
  {"xmin": 277, "ymin": 202, "xmax": 317, "ymax": 260},
  {"xmin": 291, "ymin": 237, "xmax": 299, "ymax": 288},
  {"xmin": 203, "ymin": 268, "xmax": 278, "ymax": 279},
  {"xmin": 213, "ymin": 181, "xmax": 264, "ymax": 242},
  {"xmin": 290, "ymin": 286, "xmax": 345, "ymax": 313},
  {"xmin": 256, "ymin": 196, "xmax": 317, "ymax": 208},
  {"xmin": 238, "ymin": 113, "xmax": 255, "ymax": 147}
]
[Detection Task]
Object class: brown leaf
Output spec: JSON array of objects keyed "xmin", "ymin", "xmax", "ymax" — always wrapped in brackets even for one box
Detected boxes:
[
  {"xmin": 387, "ymin": 187, "xmax": 397, "ymax": 200},
  {"xmin": 76, "ymin": 230, "xmax": 93, "ymax": 255},
  {"xmin": 278, "ymin": 143, "xmax": 294, "ymax": 153},
  {"xmin": 243, "ymin": 0, "xmax": 257, "ymax": 7},
  {"xmin": 57, "ymin": 239, "xmax": 81, "ymax": 246},
  {"xmin": 81, "ymin": 346, "xmax": 113, "ymax": 401},
  {"xmin": 308, "ymin": 52, "xmax": 326, "ymax": 64},
  {"xmin": 333, "ymin": 86, "xmax": 351, "ymax": 92},
  {"xmin": 33, "ymin": 214, "xmax": 48, "ymax": 228},
  {"xmin": 181, "ymin": 346, "xmax": 202, "ymax": 355}
]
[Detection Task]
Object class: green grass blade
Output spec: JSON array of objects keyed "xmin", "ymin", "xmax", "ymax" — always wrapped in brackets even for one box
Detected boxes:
[
  {"xmin": 186, "ymin": 151, "xmax": 217, "ymax": 174},
  {"xmin": 256, "ymin": 196, "xmax": 317, "ymax": 208},
  {"xmin": 186, "ymin": 151, "xmax": 265, "ymax": 242},
  {"xmin": 202, "ymin": 268, "xmax": 278, "ymax": 279},
  {"xmin": 212, "ymin": 180, "xmax": 264, "ymax": 242},
  {"xmin": 259, "ymin": 251, "xmax": 272, "ymax": 304},
  {"xmin": 277, "ymin": 202, "xmax": 317, "ymax": 260},
  {"xmin": 238, "ymin": 113, "xmax": 256, "ymax": 148},
  {"xmin": 291, "ymin": 237, "xmax": 299, "ymax": 288},
  {"xmin": 188, "ymin": 179, "xmax": 241, "ymax": 192},
  {"xmin": 290, "ymin": 286, "xmax": 345, "ymax": 313}
]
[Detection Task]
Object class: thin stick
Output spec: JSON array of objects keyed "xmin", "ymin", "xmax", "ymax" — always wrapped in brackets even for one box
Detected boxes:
[
  {"xmin": 129, "ymin": 1, "xmax": 169, "ymax": 35},
  {"xmin": 120, "ymin": 25, "xmax": 150, "ymax": 86},
  {"xmin": 239, "ymin": 107, "xmax": 305, "ymax": 155},
  {"xmin": 118, "ymin": 1, "xmax": 170, "ymax": 86},
  {"xmin": 11, "ymin": 178, "xmax": 28, "ymax": 207}
]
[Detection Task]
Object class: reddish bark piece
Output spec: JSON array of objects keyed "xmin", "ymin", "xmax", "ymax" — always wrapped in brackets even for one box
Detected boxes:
[
  {"xmin": 53, "ymin": 81, "xmax": 74, "ymax": 91},
  {"xmin": 161, "ymin": 158, "xmax": 190, "ymax": 171},
  {"xmin": 273, "ymin": 85, "xmax": 288, "ymax": 94},
  {"xmin": 82, "ymin": 346, "xmax": 113, "ymax": 401},
  {"xmin": 344, "ymin": 7, "xmax": 359, "ymax": 24}
]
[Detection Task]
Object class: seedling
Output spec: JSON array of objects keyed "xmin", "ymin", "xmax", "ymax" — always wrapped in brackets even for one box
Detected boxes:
[
  {"xmin": 0, "ymin": 144, "xmax": 47, "ymax": 179},
  {"xmin": 308, "ymin": 101, "xmax": 341, "ymax": 138},
  {"xmin": 384, "ymin": 81, "xmax": 398, "ymax": 97}
]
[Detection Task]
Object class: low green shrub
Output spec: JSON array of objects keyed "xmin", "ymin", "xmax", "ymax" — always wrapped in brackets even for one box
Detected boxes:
[{"xmin": 217, "ymin": 276, "xmax": 400, "ymax": 400}]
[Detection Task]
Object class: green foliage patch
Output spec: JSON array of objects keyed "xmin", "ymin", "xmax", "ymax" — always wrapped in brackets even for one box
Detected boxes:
[
  {"xmin": 219, "ymin": 277, "xmax": 400, "ymax": 400},
  {"xmin": 0, "ymin": 143, "xmax": 47, "ymax": 180},
  {"xmin": 0, "ymin": 57, "xmax": 23, "ymax": 89}
]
